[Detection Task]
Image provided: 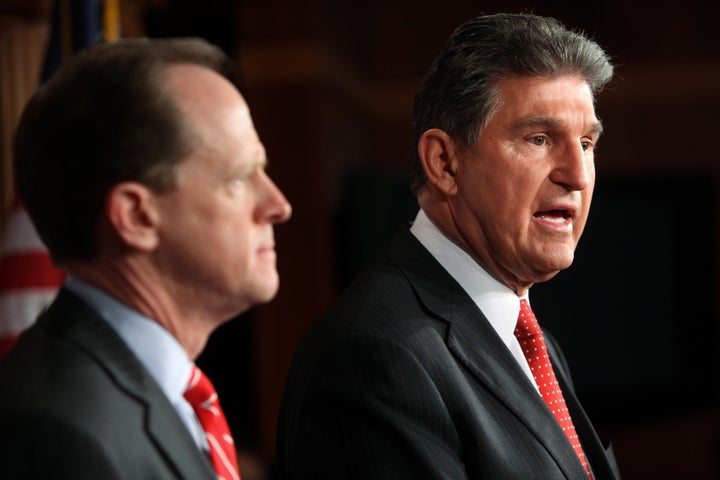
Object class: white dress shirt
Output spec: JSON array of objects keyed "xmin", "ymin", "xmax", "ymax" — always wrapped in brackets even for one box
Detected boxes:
[
  {"xmin": 65, "ymin": 276, "xmax": 208, "ymax": 450},
  {"xmin": 410, "ymin": 209, "xmax": 539, "ymax": 390}
]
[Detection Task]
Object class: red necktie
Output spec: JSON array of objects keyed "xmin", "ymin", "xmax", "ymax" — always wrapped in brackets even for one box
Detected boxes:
[
  {"xmin": 184, "ymin": 366, "xmax": 241, "ymax": 480},
  {"xmin": 514, "ymin": 299, "xmax": 592, "ymax": 478}
]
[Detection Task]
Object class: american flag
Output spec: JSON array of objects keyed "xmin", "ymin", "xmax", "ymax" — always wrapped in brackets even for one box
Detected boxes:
[
  {"xmin": 0, "ymin": 200, "xmax": 65, "ymax": 357},
  {"xmin": 0, "ymin": 0, "xmax": 119, "ymax": 358}
]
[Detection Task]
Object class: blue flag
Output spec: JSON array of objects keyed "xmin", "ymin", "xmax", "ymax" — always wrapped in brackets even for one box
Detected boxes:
[{"xmin": 41, "ymin": 0, "xmax": 104, "ymax": 81}]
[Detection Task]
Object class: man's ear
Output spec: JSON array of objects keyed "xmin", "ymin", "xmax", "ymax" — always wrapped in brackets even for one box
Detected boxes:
[
  {"xmin": 417, "ymin": 128, "xmax": 460, "ymax": 195},
  {"xmin": 106, "ymin": 182, "xmax": 160, "ymax": 252}
]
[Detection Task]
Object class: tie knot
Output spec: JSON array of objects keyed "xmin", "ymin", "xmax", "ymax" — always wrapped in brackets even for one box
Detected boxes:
[
  {"xmin": 514, "ymin": 299, "xmax": 542, "ymax": 340},
  {"xmin": 184, "ymin": 365, "xmax": 217, "ymax": 408}
]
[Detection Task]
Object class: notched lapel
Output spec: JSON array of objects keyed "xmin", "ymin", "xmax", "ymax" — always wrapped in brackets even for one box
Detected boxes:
[
  {"xmin": 144, "ymin": 399, "xmax": 217, "ymax": 480},
  {"xmin": 445, "ymin": 306, "xmax": 589, "ymax": 479}
]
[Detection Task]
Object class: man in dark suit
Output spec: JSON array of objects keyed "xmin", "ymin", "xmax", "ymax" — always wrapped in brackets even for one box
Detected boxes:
[
  {"xmin": 0, "ymin": 38, "xmax": 291, "ymax": 478},
  {"xmin": 277, "ymin": 13, "xmax": 619, "ymax": 479}
]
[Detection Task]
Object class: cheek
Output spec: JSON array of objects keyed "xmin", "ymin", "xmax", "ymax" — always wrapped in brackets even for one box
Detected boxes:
[
  {"xmin": 582, "ymin": 179, "xmax": 595, "ymax": 213},
  {"xmin": 222, "ymin": 221, "xmax": 252, "ymax": 257},
  {"xmin": 574, "ymin": 191, "xmax": 595, "ymax": 238}
]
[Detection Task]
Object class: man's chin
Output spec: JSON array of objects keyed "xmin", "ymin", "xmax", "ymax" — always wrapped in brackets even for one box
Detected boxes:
[
  {"xmin": 532, "ymin": 269, "xmax": 562, "ymax": 285},
  {"xmin": 529, "ymin": 253, "xmax": 575, "ymax": 283},
  {"xmin": 253, "ymin": 276, "xmax": 281, "ymax": 304}
]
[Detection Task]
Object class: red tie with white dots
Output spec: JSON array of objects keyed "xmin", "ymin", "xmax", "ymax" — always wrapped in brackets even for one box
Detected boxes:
[
  {"xmin": 184, "ymin": 365, "xmax": 241, "ymax": 480},
  {"xmin": 514, "ymin": 299, "xmax": 592, "ymax": 478}
]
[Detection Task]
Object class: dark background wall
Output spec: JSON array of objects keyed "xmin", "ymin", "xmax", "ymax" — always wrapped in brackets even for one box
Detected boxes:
[{"xmin": 143, "ymin": 1, "xmax": 720, "ymax": 478}]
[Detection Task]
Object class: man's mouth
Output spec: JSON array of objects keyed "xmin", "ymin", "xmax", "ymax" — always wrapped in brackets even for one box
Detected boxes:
[{"xmin": 534, "ymin": 209, "xmax": 573, "ymax": 224}]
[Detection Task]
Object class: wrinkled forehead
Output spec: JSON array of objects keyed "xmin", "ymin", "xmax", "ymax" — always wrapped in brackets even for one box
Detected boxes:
[{"xmin": 488, "ymin": 75, "xmax": 599, "ymax": 127}]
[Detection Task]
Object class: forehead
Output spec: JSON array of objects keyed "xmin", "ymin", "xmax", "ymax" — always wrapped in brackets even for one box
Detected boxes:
[
  {"xmin": 163, "ymin": 64, "xmax": 250, "ymax": 122},
  {"xmin": 490, "ymin": 75, "xmax": 598, "ymax": 127},
  {"xmin": 164, "ymin": 64, "xmax": 265, "ymax": 170}
]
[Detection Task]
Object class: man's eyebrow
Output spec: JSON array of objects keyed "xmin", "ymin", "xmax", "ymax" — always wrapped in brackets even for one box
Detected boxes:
[
  {"xmin": 513, "ymin": 116, "xmax": 562, "ymax": 130},
  {"xmin": 589, "ymin": 120, "xmax": 604, "ymax": 136},
  {"xmin": 513, "ymin": 116, "xmax": 604, "ymax": 136}
]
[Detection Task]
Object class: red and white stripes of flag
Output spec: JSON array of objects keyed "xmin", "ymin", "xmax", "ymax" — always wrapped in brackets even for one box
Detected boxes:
[{"xmin": 0, "ymin": 202, "xmax": 65, "ymax": 357}]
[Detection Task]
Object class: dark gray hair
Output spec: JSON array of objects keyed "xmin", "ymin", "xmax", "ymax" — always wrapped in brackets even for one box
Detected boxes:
[{"xmin": 410, "ymin": 13, "xmax": 614, "ymax": 192}]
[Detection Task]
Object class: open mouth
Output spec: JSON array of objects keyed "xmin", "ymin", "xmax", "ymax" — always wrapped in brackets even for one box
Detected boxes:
[{"xmin": 534, "ymin": 209, "xmax": 572, "ymax": 223}]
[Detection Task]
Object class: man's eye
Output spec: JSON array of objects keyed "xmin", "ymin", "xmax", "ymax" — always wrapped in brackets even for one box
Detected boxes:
[
  {"xmin": 530, "ymin": 136, "xmax": 546, "ymax": 146},
  {"xmin": 581, "ymin": 141, "xmax": 592, "ymax": 151},
  {"xmin": 233, "ymin": 174, "xmax": 252, "ymax": 187}
]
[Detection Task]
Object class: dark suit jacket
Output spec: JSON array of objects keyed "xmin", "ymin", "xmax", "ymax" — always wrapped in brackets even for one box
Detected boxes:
[
  {"xmin": 277, "ymin": 228, "xmax": 620, "ymax": 479},
  {"xmin": 0, "ymin": 288, "xmax": 216, "ymax": 479}
]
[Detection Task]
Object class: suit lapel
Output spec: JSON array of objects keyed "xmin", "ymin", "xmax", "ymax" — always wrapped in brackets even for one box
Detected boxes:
[
  {"xmin": 387, "ymin": 229, "xmax": 590, "ymax": 479},
  {"xmin": 41, "ymin": 289, "xmax": 216, "ymax": 480}
]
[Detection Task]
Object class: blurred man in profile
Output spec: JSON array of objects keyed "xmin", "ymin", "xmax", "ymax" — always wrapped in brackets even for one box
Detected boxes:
[{"xmin": 0, "ymin": 38, "xmax": 291, "ymax": 479}]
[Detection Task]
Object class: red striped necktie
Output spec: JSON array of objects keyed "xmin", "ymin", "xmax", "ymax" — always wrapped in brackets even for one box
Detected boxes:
[
  {"xmin": 184, "ymin": 365, "xmax": 241, "ymax": 480},
  {"xmin": 514, "ymin": 299, "xmax": 592, "ymax": 478}
]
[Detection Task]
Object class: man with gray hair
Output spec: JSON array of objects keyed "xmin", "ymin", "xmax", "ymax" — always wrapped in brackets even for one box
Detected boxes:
[{"xmin": 277, "ymin": 13, "xmax": 619, "ymax": 479}]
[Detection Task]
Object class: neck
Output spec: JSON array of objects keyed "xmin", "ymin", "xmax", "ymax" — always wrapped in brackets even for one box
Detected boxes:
[
  {"xmin": 64, "ymin": 256, "xmax": 219, "ymax": 360},
  {"xmin": 418, "ymin": 190, "xmax": 532, "ymax": 296}
]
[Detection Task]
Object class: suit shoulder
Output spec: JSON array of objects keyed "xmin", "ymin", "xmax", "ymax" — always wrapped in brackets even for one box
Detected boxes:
[
  {"xmin": 320, "ymin": 256, "xmax": 436, "ymax": 337},
  {"xmin": 0, "ymin": 314, "xmax": 145, "ymax": 434},
  {"xmin": 2, "ymin": 333, "xmax": 126, "ymax": 411}
]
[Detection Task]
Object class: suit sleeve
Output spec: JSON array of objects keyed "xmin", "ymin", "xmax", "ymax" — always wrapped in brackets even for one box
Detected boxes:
[{"xmin": 279, "ymin": 332, "xmax": 468, "ymax": 480}]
